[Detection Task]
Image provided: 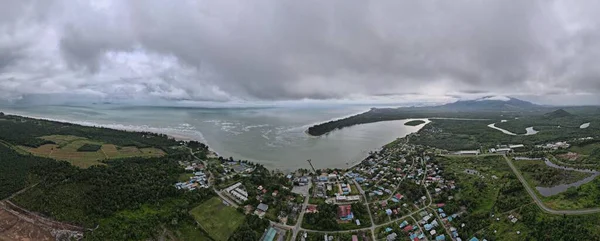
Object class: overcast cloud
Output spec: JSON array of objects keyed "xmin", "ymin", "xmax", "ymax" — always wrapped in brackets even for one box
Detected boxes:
[{"xmin": 1, "ymin": 0, "xmax": 600, "ymax": 105}]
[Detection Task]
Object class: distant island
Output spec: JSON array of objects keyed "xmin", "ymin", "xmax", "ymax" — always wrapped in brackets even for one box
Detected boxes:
[{"xmin": 404, "ymin": 120, "xmax": 426, "ymax": 126}]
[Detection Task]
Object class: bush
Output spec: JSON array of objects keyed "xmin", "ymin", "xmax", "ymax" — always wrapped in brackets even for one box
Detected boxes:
[{"xmin": 77, "ymin": 144, "xmax": 102, "ymax": 152}]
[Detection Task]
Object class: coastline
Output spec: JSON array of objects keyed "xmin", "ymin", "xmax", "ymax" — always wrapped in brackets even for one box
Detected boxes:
[
  {"xmin": 1, "ymin": 110, "xmax": 427, "ymax": 171},
  {"xmin": 1, "ymin": 110, "xmax": 223, "ymax": 157}
]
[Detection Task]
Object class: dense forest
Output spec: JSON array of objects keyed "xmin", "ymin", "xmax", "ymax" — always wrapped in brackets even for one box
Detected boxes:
[
  {"xmin": 0, "ymin": 144, "xmax": 60, "ymax": 199},
  {"xmin": 11, "ymin": 152, "xmax": 215, "ymax": 240}
]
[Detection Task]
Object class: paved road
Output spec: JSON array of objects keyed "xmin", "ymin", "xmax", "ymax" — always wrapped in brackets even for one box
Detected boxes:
[
  {"xmin": 187, "ymin": 147, "xmax": 241, "ymax": 209},
  {"xmin": 503, "ymin": 155, "xmax": 600, "ymax": 215},
  {"xmin": 290, "ymin": 181, "xmax": 312, "ymax": 241}
]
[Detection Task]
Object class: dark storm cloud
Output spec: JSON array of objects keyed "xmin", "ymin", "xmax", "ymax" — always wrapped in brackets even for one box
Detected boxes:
[{"xmin": 1, "ymin": 0, "xmax": 600, "ymax": 104}]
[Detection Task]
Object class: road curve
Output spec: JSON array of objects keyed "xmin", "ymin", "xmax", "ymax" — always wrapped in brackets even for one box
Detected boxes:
[{"xmin": 503, "ymin": 155, "xmax": 600, "ymax": 215}]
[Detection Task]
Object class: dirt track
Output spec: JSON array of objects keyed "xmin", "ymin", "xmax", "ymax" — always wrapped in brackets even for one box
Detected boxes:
[{"xmin": 0, "ymin": 201, "xmax": 83, "ymax": 241}]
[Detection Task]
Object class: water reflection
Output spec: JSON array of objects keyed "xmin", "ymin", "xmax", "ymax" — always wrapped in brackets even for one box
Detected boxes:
[{"xmin": 536, "ymin": 158, "xmax": 599, "ymax": 197}]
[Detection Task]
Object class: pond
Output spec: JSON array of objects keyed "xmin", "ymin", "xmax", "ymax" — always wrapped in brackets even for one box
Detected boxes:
[{"xmin": 535, "ymin": 159, "xmax": 599, "ymax": 197}]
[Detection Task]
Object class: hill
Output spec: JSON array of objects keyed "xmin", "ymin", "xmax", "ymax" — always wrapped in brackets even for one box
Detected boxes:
[{"xmin": 544, "ymin": 109, "xmax": 574, "ymax": 119}]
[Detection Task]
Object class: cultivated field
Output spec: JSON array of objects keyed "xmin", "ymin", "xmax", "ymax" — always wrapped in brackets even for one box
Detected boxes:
[
  {"xmin": 19, "ymin": 135, "xmax": 165, "ymax": 168},
  {"xmin": 190, "ymin": 197, "xmax": 245, "ymax": 241}
]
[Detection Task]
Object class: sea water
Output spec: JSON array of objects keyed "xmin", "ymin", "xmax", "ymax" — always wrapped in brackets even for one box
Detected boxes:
[{"xmin": 1, "ymin": 104, "xmax": 426, "ymax": 171}]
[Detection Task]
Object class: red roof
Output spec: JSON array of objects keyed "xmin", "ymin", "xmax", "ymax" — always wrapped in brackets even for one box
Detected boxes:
[
  {"xmin": 352, "ymin": 235, "xmax": 359, "ymax": 241},
  {"xmin": 306, "ymin": 205, "xmax": 318, "ymax": 213},
  {"xmin": 395, "ymin": 194, "xmax": 403, "ymax": 199},
  {"xmin": 437, "ymin": 203, "xmax": 446, "ymax": 207},
  {"xmin": 403, "ymin": 225, "xmax": 413, "ymax": 232},
  {"xmin": 338, "ymin": 205, "xmax": 352, "ymax": 218},
  {"xmin": 262, "ymin": 189, "xmax": 267, "ymax": 194}
]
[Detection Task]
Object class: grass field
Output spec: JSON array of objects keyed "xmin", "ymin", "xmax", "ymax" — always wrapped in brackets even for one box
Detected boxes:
[
  {"xmin": 178, "ymin": 173, "xmax": 194, "ymax": 182},
  {"xmin": 190, "ymin": 197, "xmax": 245, "ymax": 241},
  {"xmin": 41, "ymin": 135, "xmax": 87, "ymax": 146},
  {"xmin": 175, "ymin": 223, "xmax": 213, "ymax": 241},
  {"xmin": 19, "ymin": 135, "xmax": 165, "ymax": 168}
]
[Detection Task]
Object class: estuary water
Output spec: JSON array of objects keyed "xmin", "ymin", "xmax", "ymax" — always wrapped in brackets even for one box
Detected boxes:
[{"xmin": 1, "ymin": 104, "xmax": 428, "ymax": 170}]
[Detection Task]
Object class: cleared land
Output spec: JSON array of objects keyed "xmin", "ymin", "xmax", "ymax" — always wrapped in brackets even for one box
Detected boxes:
[
  {"xmin": 0, "ymin": 201, "xmax": 83, "ymax": 241},
  {"xmin": 18, "ymin": 135, "xmax": 165, "ymax": 168},
  {"xmin": 190, "ymin": 197, "xmax": 245, "ymax": 241}
]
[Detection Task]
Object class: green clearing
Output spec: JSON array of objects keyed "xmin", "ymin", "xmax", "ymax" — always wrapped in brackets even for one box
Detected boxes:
[
  {"xmin": 178, "ymin": 173, "xmax": 194, "ymax": 182},
  {"xmin": 41, "ymin": 135, "xmax": 87, "ymax": 146},
  {"xmin": 190, "ymin": 197, "xmax": 246, "ymax": 241},
  {"xmin": 175, "ymin": 224, "xmax": 213, "ymax": 241},
  {"xmin": 18, "ymin": 135, "xmax": 165, "ymax": 168}
]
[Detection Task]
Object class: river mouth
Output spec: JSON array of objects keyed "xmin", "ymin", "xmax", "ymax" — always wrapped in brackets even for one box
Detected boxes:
[{"xmin": 535, "ymin": 159, "xmax": 599, "ymax": 197}]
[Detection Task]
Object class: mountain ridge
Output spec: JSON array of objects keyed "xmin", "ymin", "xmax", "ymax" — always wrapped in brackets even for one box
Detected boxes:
[{"xmin": 438, "ymin": 96, "xmax": 539, "ymax": 111}]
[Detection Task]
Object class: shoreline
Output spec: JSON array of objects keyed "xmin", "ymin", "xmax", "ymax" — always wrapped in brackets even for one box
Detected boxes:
[
  {"xmin": 1, "ymin": 110, "xmax": 223, "ymax": 157},
  {"xmin": 1, "ymin": 110, "xmax": 426, "ymax": 171}
]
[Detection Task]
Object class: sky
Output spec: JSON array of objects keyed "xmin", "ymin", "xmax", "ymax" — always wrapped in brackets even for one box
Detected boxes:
[{"xmin": 1, "ymin": 0, "xmax": 600, "ymax": 106}]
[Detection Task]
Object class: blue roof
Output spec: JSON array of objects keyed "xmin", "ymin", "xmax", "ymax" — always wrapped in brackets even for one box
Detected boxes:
[
  {"xmin": 469, "ymin": 238, "xmax": 479, "ymax": 241},
  {"xmin": 261, "ymin": 227, "xmax": 277, "ymax": 241},
  {"xmin": 424, "ymin": 224, "xmax": 433, "ymax": 231},
  {"xmin": 399, "ymin": 221, "xmax": 408, "ymax": 228},
  {"xmin": 385, "ymin": 227, "xmax": 393, "ymax": 232},
  {"xmin": 436, "ymin": 235, "xmax": 446, "ymax": 241}
]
